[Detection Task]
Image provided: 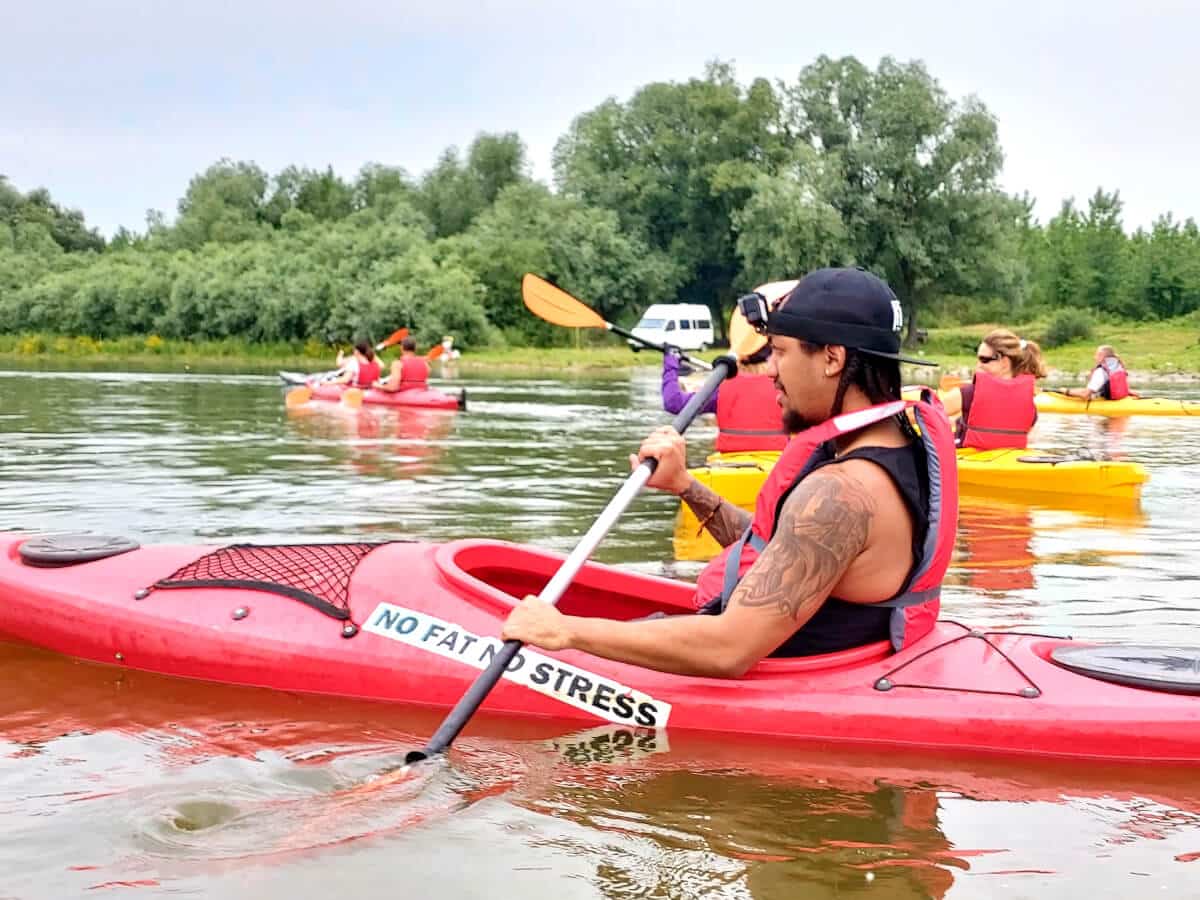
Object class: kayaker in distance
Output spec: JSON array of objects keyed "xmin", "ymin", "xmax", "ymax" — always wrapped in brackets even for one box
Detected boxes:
[
  {"xmin": 376, "ymin": 336, "xmax": 430, "ymax": 392},
  {"xmin": 329, "ymin": 341, "xmax": 381, "ymax": 387},
  {"xmin": 503, "ymin": 267, "xmax": 955, "ymax": 677},
  {"xmin": 938, "ymin": 329, "xmax": 1048, "ymax": 449},
  {"xmin": 660, "ymin": 308, "xmax": 788, "ymax": 452},
  {"xmin": 1061, "ymin": 345, "xmax": 1137, "ymax": 401}
]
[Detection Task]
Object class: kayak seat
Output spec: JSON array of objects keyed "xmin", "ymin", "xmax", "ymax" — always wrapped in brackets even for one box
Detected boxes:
[
  {"xmin": 19, "ymin": 533, "xmax": 141, "ymax": 567},
  {"xmin": 457, "ymin": 389, "xmax": 468, "ymax": 411},
  {"xmin": 1051, "ymin": 644, "xmax": 1200, "ymax": 695}
]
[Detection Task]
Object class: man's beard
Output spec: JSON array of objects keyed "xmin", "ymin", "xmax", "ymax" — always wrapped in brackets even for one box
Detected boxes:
[{"xmin": 781, "ymin": 407, "xmax": 817, "ymax": 433}]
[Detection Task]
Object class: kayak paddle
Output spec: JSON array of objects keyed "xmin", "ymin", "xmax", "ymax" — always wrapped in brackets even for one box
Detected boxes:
[
  {"xmin": 521, "ymin": 274, "xmax": 714, "ymax": 371},
  {"xmin": 376, "ymin": 328, "xmax": 409, "ymax": 351},
  {"xmin": 403, "ymin": 324, "xmax": 764, "ymax": 767}
]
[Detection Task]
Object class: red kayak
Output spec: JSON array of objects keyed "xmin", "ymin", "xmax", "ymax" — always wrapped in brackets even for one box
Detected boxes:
[
  {"xmin": 2, "ymin": 533, "xmax": 1198, "ymax": 763},
  {"xmin": 308, "ymin": 382, "xmax": 465, "ymax": 410}
]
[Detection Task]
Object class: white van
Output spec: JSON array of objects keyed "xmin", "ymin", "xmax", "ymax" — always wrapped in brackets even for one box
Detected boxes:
[{"xmin": 628, "ymin": 303, "xmax": 714, "ymax": 351}]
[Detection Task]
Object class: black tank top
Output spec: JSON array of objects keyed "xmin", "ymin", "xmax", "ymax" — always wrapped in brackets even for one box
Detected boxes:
[{"xmin": 769, "ymin": 440, "xmax": 930, "ymax": 657}]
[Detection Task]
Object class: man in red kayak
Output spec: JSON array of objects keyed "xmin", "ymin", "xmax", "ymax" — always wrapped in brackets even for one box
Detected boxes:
[
  {"xmin": 503, "ymin": 267, "xmax": 957, "ymax": 677},
  {"xmin": 376, "ymin": 337, "xmax": 429, "ymax": 392}
]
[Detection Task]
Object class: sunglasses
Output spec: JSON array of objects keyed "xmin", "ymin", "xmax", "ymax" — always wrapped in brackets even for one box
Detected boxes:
[{"xmin": 977, "ymin": 352, "xmax": 1002, "ymax": 364}]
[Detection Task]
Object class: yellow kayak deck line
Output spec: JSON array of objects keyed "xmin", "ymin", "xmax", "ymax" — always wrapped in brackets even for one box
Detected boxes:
[
  {"xmin": 1035, "ymin": 391, "xmax": 1200, "ymax": 417},
  {"xmin": 673, "ymin": 447, "xmax": 1148, "ymax": 562}
]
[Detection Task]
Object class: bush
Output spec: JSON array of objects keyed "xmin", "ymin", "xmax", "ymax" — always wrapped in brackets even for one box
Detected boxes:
[{"xmin": 1042, "ymin": 310, "xmax": 1093, "ymax": 348}]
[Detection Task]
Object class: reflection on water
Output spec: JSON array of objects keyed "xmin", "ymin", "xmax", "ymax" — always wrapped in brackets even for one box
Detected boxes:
[{"xmin": 2, "ymin": 367, "xmax": 1200, "ymax": 897}]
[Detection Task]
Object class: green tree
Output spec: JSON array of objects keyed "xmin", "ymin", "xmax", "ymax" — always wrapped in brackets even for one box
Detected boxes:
[
  {"xmin": 172, "ymin": 159, "xmax": 271, "ymax": 248},
  {"xmin": 445, "ymin": 181, "xmax": 681, "ymax": 342},
  {"xmin": 554, "ymin": 62, "xmax": 789, "ymax": 332},
  {"xmin": 784, "ymin": 56, "xmax": 1014, "ymax": 343}
]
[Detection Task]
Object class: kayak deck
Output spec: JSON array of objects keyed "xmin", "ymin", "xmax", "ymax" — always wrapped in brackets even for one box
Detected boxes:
[
  {"xmin": 1, "ymin": 533, "xmax": 1198, "ymax": 762},
  {"xmin": 1035, "ymin": 391, "xmax": 1200, "ymax": 417}
]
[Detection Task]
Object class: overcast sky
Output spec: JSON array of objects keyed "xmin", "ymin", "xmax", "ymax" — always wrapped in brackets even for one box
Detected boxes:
[{"xmin": 4, "ymin": 0, "xmax": 1196, "ymax": 236}]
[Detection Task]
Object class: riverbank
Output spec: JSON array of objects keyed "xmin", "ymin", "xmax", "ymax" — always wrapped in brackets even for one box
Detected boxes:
[{"xmin": 1, "ymin": 320, "xmax": 1197, "ymax": 382}]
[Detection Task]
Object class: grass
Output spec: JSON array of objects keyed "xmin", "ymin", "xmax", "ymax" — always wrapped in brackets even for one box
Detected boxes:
[
  {"xmin": 1, "ymin": 318, "xmax": 1198, "ymax": 380},
  {"xmin": 923, "ymin": 317, "xmax": 1200, "ymax": 382}
]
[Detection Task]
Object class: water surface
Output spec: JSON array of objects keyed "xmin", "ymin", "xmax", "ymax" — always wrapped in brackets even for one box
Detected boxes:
[{"xmin": 2, "ymin": 366, "xmax": 1199, "ymax": 897}]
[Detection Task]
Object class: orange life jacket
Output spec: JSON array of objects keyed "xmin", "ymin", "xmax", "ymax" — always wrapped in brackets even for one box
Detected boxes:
[
  {"xmin": 397, "ymin": 355, "xmax": 429, "ymax": 389},
  {"xmin": 693, "ymin": 394, "xmax": 958, "ymax": 652},
  {"xmin": 1097, "ymin": 360, "xmax": 1130, "ymax": 400},
  {"xmin": 354, "ymin": 359, "xmax": 381, "ymax": 387},
  {"xmin": 714, "ymin": 375, "xmax": 788, "ymax": 452},
  {"xmin": 959, "ymin": 371, "xmax": 1036, "ymax": 450}
]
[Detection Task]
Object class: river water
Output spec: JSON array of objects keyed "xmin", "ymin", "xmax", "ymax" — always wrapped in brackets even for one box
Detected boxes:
[{"xmin": 1, "ymin": 365, "xmax": 1198, "ymax": 898}]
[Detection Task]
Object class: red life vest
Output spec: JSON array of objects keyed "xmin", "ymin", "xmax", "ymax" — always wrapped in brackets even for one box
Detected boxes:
[
  {"xmin": 398, "ymin": 355, "xmax": 429, "ymax": 389},
  {"xmin": 1097, "ymin": 360, "xmax": 1130, "ymax": 400},
  {"xmin": 354, "ymin": 359, "xmax": 381, "ymax": 387},
  {"xmin": 959, "ymin": 371, "xmax": 1036, "ymax": 450},
  {"xmin": 714, "ymin": 374, "xmax": 788, "ymax": 452},
  {"xmin": 692, "ymin": 394, "xmax": 958, "ymax": 652}
]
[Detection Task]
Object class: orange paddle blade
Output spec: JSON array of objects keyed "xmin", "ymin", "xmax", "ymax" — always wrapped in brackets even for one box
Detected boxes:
[
  {"xmin": 426, "ymin": 344, "xmax": 445, "ymax": 361},
  {"xmin": 939, "ymin": 375, "xmax": 963, "ymax": 391},
  {"xmin": 376, "ymin": 328, "xmax": 409, "ymax": 351},
  {"xmin": 341, "ymin": 388, "xmax": 364, "ymax": 408},
  {"xmin": 285, "ymin": 386, "xmax": 313, "ymax": 408},
  {"xmin": 521, "ymin": 274, "xmax": 607, "ymax": 329}
]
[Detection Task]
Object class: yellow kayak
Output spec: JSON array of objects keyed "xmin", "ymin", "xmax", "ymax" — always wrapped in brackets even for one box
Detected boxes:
[
  {"xmin": 673, "ymin": 447, "xmax": 1148, "ymax": 561},
  {"xmin": 673, "ymin": 451, "xmax": 775, "ymax": 563},
  {"xmin": 955, "ymin": 448, "xmax": 1147, "ymax": 499},
  {"xmin": 1035, "ymin": 391, "xmax": 1200, "ymax": 417}
]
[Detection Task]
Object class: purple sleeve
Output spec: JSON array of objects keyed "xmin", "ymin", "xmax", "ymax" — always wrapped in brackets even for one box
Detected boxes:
[{"xmin": 661, "ymin": 355, "xmax": 718, "ymax": 415}]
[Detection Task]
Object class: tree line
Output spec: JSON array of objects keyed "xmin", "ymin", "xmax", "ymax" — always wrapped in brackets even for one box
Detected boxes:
[{"xmin": 2, "ymin": 56, "xmax": 1198, "ymax": 351}]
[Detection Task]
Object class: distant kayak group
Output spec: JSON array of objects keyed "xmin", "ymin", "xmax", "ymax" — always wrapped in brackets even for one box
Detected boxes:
[{"xmin": 281, "ymin": 330, "xmax": 466, "ymax": 411}]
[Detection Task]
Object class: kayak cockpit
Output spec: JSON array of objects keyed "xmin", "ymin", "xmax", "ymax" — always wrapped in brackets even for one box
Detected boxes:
[
  {"xmin": 435, "ymin": 539, "xmax": 698, "ymax": 620},
  {"xmin": 433, "ymin": 539, "xmax": 894, "ymax": 675}
]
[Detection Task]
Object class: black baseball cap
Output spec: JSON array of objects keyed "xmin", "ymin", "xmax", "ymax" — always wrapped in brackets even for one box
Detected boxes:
[{"xmin": 768, "ymin": 267, "xmax": 937, "ymax": 367}]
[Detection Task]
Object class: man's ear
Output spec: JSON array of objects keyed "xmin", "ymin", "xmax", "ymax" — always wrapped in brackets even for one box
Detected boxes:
[{"xmin": 825, "ymin": 345, "xmax": 848, "ymax": 377}]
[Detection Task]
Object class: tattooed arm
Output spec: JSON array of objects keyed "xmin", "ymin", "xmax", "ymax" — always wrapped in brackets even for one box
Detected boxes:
[
  {"xmin": 718, "ymin": 465, "xmax": 875, "ymax": 665},
  {"xmin": 501, "ymin": 465, "xmax": 877, "ymax": 678},
  {"xmin": 679, "ymin": 478, "xmax": 751, "ymax": 547}
]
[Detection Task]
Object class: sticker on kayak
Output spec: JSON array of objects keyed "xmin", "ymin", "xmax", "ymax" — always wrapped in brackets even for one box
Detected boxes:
[{"xmin": 365, "ymin": 603, "xmax": 672, "ymax": 727}]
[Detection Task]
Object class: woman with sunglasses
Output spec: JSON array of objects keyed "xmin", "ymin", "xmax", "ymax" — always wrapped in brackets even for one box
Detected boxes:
[{"xmin": 940, "ymin": 329, "xmax": 1048, "ymax": 449}]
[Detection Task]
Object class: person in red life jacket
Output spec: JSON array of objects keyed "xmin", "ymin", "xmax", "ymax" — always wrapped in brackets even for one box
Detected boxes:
[
  {"xmin": 501, "ymin": 267, "xmax": 957, "ymax": 676},
  {"xmin": 376, "ymin": 336, "xmax": 430, "ymax": 392},
  {"xmin": 661, "ymin": 288, "xmax": 794, "ymax": 452},
  {"xmin": 330, "ymin": 341, "xmax": 381, "ymax": 388},
  {"xmin": 939, "ymin": 329, "xmax": 1048, "ymax": 449},
  {"xmin": 1062, "ymin": 345, "xmax": 1136, "ymax": 401}
]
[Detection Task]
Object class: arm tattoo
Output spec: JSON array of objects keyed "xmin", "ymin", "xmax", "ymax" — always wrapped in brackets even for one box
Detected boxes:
[
  {"xmin": 732, "ymin": 467, "xmax": 875, "ymax": 621},
  {"xmin": 680, "ymin": 479, "xmax": 752, "ymax": 547}
]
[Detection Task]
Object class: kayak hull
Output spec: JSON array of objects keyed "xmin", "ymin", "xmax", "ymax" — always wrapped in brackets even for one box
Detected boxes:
[
  {"xmin": 1, "ymin": 534, "xmax": 1197, "ymax": 762},
  {"xmin": 955, "ymin": 447, "xmax": 1147, "ymax": 498},
  {"xmin": 1035, "ymin": 391, "xmax": 1200, "ymax": 417},
  {"xmin": 308, "ymin": 382, "xmax": 463, "ymax": 410}
]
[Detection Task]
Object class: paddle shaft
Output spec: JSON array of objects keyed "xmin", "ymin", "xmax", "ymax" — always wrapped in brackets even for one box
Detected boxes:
[
  {"xmin": 603, "ymin": 323, "xmax": 713, "ymax": 371},
  {"xmin": 405, "ymin": 355, "xmax": 738, "ymax": 763}
]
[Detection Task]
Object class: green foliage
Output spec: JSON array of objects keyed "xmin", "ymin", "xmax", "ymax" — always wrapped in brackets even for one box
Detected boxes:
[
  {"xmin": 3, "ymin": 57, "xmax": 1200, "ymax": 357},
  {"xmin": 554, "ymin": 61, "xmax": 790, "ymax": 329},
  {"xmin": 783, "ymin": 56, "xmax": 1017, "ymax": 344},
  {"xmin": 1042, "ymin": 309, "xmax": 1094, "ymax": 348}
]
